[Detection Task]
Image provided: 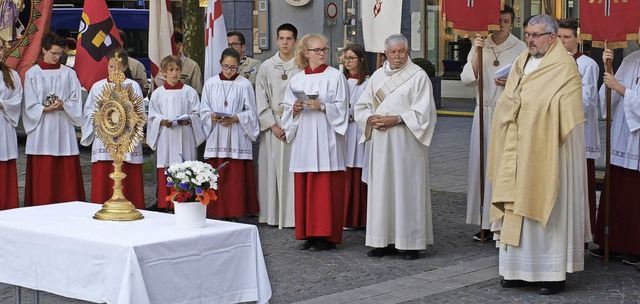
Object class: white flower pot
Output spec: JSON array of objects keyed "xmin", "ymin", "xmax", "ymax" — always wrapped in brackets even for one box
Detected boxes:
[{"xmin": 173, "ymin": 201, "xmax": 207, "ymax": 229}]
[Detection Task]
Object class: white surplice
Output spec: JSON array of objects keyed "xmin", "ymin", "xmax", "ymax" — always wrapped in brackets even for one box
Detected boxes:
[
  {"xmin": 146, "ymin": 85, "xmax": 206, "ymax": 167},
  {"xmin": 599, "ymin": 50, "xmax": 640, "ymax": 171},
  {"xmin": 0, "ymin": 69, "xmax": 22, "ymax": 161},
  {"xmin": 497, "ymin": 125, "xmax": 588, "ymax": 281},
  {"xmin": 577, "ymin": 54, "xmax": 601, "ymax": 160},
  {"xmin": 201, "ymin": 75, "xmax": 259, "ymax": 160},
  {"xmin": 22, "ymin": 64, "xmax": 82, "ymax": 156},
  {"xmin": 355, "ymin": 60, "xmax": 437, "ymax": 250},
  {"xmin": 283, "ymin": 66, "xmax": 349, "ymax": 172},
  {"xmin": 344, "ymin": 77, "xmax": 369, "ymax": 168},
  {"xmin": 81, "ymin": 79, "xmax": 145, "ymax": 164},
  {"xmin": 255, "ymin": 52, "xmax": 301, "ymax": 227},
  {"xmin": 461, "ymin": 34, "xmax": 526, "ymax": 229}
]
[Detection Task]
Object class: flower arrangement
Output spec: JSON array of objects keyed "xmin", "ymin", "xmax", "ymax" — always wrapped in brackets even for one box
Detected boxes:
[{"xmin": 165, "ymin": 161, "xmax": 227, "ymax": 206}]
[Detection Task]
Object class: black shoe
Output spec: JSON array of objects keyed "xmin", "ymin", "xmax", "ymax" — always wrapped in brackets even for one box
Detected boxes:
[
  {"xmin": 473, "ymin": 230, "xmax": 493, "ymax": 242},
  {"xmin": 366, "ymin": 245, "xmax": 398, "ymax": 257},
  {"xmin": 146, "ymin": 203, "xmax": 159, "ymax": 211},
  {"xmin": 500, "ymin": 279, "xmax": 530, "ymax": 288},
  {"xmin": 589, "ymin": 248, "xmax": 623, "ymax": 259},
  {"xmin": 309, "ymin": 238, "xmax": 336, "ymax": 251},
  {"xmin": 621, "ymin": 254, "xmax": 640, "ymax": 266},
  {"xmin": 403, "ymin": 250, "xmax": 420, "ymax": 260},
  {"xmin": 298, "ymin": 239, "xmax": 315, "ymax": 250},
  {"xmin": 539, "ymin": 281, "xmax": 565, "ymax": 295}
]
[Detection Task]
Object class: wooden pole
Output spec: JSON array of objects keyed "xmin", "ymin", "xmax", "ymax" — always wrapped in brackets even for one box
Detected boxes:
[
  {"xmin": 478, "ymin": 44, "xmax": 485, "ymax": 244},
  {"xmin": 604, "ymin": 56, "xmax": 612, "ymax": 264}
]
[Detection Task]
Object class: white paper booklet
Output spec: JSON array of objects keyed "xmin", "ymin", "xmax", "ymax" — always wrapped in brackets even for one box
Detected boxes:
[{"xmin": 495, "ymin": 63, "xmax": 513, "ymax": 79}]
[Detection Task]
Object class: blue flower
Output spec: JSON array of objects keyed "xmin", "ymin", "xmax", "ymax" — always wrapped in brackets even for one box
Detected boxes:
[
  {"xmin": 178, "ymin": 182, "xmax": 189, "ymax": 190},
  {"xmin": 195, "ymin": 187, "xmax": 204, "ymax": 195},
  {"xmin": 167, "ymin": 181, "xmax": 174, "ymax": 187}
]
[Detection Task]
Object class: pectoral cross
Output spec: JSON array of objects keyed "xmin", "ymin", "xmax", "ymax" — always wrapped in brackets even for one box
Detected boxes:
[{"xmin": 467, "ymin": 0, "xmax": 474, "ymax": 7}]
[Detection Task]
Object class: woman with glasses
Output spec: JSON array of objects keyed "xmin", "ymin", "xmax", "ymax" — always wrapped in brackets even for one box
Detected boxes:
[
  {"xmin": 0, "ymin": 37, "xmax": 22, "ymax": 210},
  {"xmin": 22, "ymin": 32, "xmax": 85, "ymax": 206},
  {"xmin": 341, "ymin": 43, "xmax": 370, "ymax": 230},
  {"xmin": 200, "ymin": 48, "xmax": 259, "ymax": 220},
  {"xmin": 282, "ymin": 34, "xmax": 349, "ymax": 251}
]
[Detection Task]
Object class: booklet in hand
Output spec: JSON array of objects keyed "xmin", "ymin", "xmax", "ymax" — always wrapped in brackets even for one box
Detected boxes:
[
  {"xmin": 171, "ymin": 114, "xmax": 190, "ymax": 127},
  {"xmin": 292, "ymin": 90, "xmax": 310, "ymax": 102},
  {"xmin": 214, "ymin": 111, "xmax": 233, "ymax": 118},
  {"xmin": 292, "ymin": 90, "xmax": 319, "ymax": 102},
  {"xmin": 495, "ymin": 63, "xmax": 513, "ymax": 79}
]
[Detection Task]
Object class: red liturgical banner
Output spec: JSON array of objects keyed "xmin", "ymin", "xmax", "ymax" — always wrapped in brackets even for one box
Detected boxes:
[{"xmin": 580, "ymin": 0, "xmax": 640, "ymax": 49}]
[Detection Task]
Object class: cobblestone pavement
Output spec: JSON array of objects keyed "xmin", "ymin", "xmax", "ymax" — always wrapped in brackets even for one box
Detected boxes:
[{"xmin": 2, "ymin": 100, "xmax": 638, "ymax": 304}]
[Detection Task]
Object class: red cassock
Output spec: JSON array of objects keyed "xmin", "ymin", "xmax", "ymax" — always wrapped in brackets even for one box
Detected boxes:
[
  {"xmin": 594, "ymin": 165, "xmax": 640, "ymax": 256},
  {"xmin": 0, "ymin": 160, "xmax": 19, "ymax": 210},
  {"xmin": 91, "ymin": 161, "xmax": 145, "ymax": 209},
  {"xmin": 206, "ymin": 158, "xmax": 258, "ymax": 218},
  {"xmin": 24, "ymin": 155, "xmax": 86, "ymax": 206},
  {"xmin": 343, "ymin": 167, "xmax": 367, "ymax": 228},
  {"xmin": 294, "ymin": 171, "xmax": 346, "ymax": 244}
]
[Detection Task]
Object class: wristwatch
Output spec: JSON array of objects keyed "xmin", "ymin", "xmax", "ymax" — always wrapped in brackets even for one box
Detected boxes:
[
  {"xmin": 397, "ymin": 115, "xmax": 404, "ymax": 125},
  {"xmin": 319, "ymin": 103, "xmax": 326, "ymax": 112}
]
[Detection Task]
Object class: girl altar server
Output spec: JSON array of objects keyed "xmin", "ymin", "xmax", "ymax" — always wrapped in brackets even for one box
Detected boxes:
[
  {"xmin": 283, "ymin": 34, "xmax": 350, "ymax": 251},
  {"xmin": 0, "ymin": 37, "xmax": 22, "ymax": 210},
  {"xmin": 200, "ymin": 48, "xmax": 259, "ymax": 219},
  {"xmin": 341, "ymin": 43, "xmax": 370, "ymax": 229}
]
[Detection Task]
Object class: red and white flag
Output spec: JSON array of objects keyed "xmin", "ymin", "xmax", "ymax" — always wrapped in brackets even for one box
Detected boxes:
[
  {"xmin": 4, "ymin": 0, "xmax": 54, "ymax": 84},
  {"xmin": 204, "ymin": 0, "xmax": 227, "ymax": 81},
  {"xmin": 75, "ymin": 0, "xmax": 123, "ymax": 89},
  {"xmin": 361, "ymin": 0, "xmax": 402, "ymax": 53},
  {"xmin": 580, "ymin": 0, "xmax": 640, "ymax": 49},
  {"xmin": 149, "ymin": 0, "xmax": 176, "ymax": 88}
]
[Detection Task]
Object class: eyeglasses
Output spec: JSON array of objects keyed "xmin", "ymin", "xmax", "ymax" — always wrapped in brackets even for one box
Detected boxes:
[
  {"xmin": 221, "ymin": 64, "xmax": 238, "ymax": 71},
  {"xmin": 228, "ymin": 42, "xmax": 244, "ymax": 47},
  {"xmin": 47, "ymin": 50, "xmax": 64, "ymax": 57},
  {"xmin": 343, "ymin": 56, "xmax": 358, "ymax": 62},
  {"xmin": 524, "ymin": 32, "xmax": 553, "ymax": 40},
  {"xmin": 308, "ymin": 47, "xmax": 329, "ymax": 55}
]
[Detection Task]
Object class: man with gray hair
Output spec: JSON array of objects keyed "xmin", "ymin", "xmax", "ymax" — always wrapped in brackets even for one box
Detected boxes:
[
  {"xmin": 355, "ymin": 34, "xmax": 437, "ymax": 260},
  {"xmin": 487, "ymin": 14, "xmax": 588, "ymax": 295}
]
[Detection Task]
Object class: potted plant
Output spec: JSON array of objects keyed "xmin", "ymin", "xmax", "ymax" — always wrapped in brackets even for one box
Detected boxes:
[
  {"xmin": 165, "ymin": 160, "xmax": 224, "ymax": 228},
  {"xmin": 412, "ymin": 57, "xmax": 441, "ymax": 109}
]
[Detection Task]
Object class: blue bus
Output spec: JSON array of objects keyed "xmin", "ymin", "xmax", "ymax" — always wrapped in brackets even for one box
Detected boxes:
[{"xmin": 51, "ymin": 8, "xmax": 150, "ymax": 78}]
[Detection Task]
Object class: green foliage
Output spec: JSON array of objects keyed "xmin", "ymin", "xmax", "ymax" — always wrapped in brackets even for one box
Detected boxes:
[{"xmin": 412, "ymin": 57, "xmax": 436, "ymax": 77}]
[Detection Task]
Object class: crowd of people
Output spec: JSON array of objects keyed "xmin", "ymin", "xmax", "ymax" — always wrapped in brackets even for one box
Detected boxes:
[{"xmin": 1, "ymin": 10, "xmax": 640, "ymax": 296}]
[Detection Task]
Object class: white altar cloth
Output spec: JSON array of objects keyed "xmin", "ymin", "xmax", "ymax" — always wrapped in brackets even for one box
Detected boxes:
[{"xmin": 0, "ymin": 202, "xmax": 272, "ymax": 304}]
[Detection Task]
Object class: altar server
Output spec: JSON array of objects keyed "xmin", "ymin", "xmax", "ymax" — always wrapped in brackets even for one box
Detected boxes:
[
  {"xmin": 200, "ymin": 48, "xmax": 259, "ymax": 219},
  {"xmin": 147, "ymin": 55, "xmax": 206, "ymax": 210},
  {"xmin": 82, "ymin": 49, "xmax": 145, "ymax": 209},
  {"xmin": 283, "ymin": 34, "xmax": 349, "ymax": 251},
  {"xmin": 22, "ymin": 32, "xmax": 85, "ymax": 206},
  {"xmin": 0, "ymin": 37, "xmax": 22, "ymax": 210}
]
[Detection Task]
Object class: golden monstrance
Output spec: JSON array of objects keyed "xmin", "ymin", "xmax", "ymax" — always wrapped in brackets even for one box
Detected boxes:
[{"xmin": 93, "ymin": 54, "xmax": 146, "ymax": 221}]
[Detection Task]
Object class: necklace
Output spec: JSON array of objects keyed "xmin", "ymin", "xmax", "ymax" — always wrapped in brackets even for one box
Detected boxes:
[
  {"xmin": 276, "ymin": 65, "xmax": 294, "ymax": 81},
  {"xmin": 490, "ymin": 47, "xmax": 500, "ymax": 67},
  {"xmin": 222, "ymin": 79, "xmax": 235, "ymax": 107}
]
